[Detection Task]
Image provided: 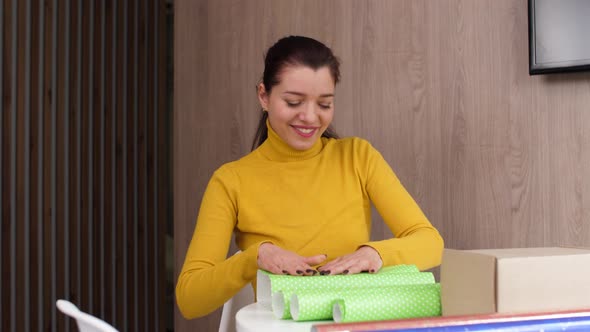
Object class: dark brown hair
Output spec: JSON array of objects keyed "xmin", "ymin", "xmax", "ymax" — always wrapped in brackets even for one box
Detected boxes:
[{"xmin": 251, "ymin": 36, "xmax": 341, "ymax": 151}]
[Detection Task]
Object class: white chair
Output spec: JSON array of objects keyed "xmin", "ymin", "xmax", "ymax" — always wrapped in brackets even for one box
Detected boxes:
[
  {"xmin": 56, "ymin": 299, "xmax": 118, "ymax": 332},
  {"xmin": 219, "ymin": 282, "xmax": 255, "ymax": 332},
  {"xmin": 219, "ymin": 250, "xmax": 255, "ymax": 332}
]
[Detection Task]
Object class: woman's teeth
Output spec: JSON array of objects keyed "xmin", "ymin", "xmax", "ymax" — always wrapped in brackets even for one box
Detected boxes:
[{"xmin": 297, "ymin": 128, "xmax": 313, "ymax": 134}]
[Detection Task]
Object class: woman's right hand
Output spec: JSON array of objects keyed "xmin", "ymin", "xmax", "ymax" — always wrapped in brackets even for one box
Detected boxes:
[{"xmin": 257, "ymin": 242, "xmax": 327, "ymax": 276}]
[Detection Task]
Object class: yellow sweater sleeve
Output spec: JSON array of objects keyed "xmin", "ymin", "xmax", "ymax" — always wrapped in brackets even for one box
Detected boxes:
[
  {"xmin": 175, "ymin": 166, "xmax": 264, "ymax": 319},
  {"xmin": 359, "ymin": 140, "xmax": 444, "ymax": 270}
]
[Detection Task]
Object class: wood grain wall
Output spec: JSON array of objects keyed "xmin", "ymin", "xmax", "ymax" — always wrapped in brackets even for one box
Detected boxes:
[{"xmin": 174, "ymin": 0, "xmax": 590, "ymax": 331}]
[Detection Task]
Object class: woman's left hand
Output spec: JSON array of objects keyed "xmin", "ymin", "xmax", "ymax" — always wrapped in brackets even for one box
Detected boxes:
[{"xmin": 317, "ymin": 246, "xmax": 383, "ymax": 275}]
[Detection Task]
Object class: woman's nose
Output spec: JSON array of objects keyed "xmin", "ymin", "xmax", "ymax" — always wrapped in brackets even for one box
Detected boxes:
[{"xmin": 297, "ymin": 103, "xmax": 317, "ymax": 122}]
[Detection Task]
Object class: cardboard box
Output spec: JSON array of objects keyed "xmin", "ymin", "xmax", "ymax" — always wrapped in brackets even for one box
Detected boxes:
[{"xmin": 441, "ymin": 247, "xmax": 590, "ymax": 316}]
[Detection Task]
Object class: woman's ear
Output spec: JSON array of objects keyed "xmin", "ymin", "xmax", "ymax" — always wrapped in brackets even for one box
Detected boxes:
[{"xmin": 257, "ymin": 83, "xmax": 269, "ymax": 111}]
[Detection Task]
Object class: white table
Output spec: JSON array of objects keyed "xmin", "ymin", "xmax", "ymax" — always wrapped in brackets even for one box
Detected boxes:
[{"xmin": 236, "ymin": 303, "xmax": 331, "ymax": 332}]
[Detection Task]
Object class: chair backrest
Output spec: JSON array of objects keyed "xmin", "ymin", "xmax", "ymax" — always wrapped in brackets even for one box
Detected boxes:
[
  {"xmin": 56, "ymin": 300, "xmax": 118, "ymax": 332},
  {"xmin": 218, "ymin": 251, "xmax": 255, "ymax": 332},
  {"xmin": 219, "ymin": 282, "xmax": 255, "ymax": 332}
]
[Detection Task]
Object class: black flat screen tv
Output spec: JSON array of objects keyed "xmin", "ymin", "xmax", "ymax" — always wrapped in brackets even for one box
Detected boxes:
[{"xmin": 528, "ymin": 0, "xmax": 590, "ymax": 75}]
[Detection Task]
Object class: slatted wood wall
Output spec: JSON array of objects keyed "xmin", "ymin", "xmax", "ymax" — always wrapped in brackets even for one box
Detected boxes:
[{"xmin": 1, "ymin": 0, "xmax": 172, "ymax": 331}]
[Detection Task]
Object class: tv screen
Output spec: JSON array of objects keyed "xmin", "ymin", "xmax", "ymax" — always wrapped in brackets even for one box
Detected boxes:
[{"xmin": 528, "ymin": 0, "xmax": 590, "ymax": 75}]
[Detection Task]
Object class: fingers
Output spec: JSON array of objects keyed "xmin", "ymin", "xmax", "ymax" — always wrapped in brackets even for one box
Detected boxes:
[
  {"xmin": 283, "ymin": 254, "xmax": 328, "ymax": 276},
  {"xmin": 279, "ymin": 256, "xmax": 319, "ymax": 276},
  {"xmin": 303, "ymin": 254, "xmax": 328, "ymax": 266},
  {"xmin": 319, "ymin": 260, "xmax": 377, "ymax": 275},
  {"xmin": 256, "ymin": 243, "xmax": 386, "ymax": 277},
  {"xmin": 318, "ymin": 246, "xmax": 383, "ymax": 275},
  {"xmin": 264, "ymin": 264, "xmax": 286, "ymax": 275},
  {"xmin": 257, "ymin": 243, "xmax": 322, "ymax": 276},
  {"xmin": 283, "ymin": 265, "xmax": 317, "ymax": 276}
]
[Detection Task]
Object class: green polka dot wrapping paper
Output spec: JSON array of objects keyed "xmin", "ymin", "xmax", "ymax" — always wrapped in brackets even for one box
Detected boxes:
[
  {"xmin": 257, "ymin": 265, "xmax": 419, "ymax": 310},
  {"xmin": 256, "ymin": 264, "xmax": 439, "ymax": 321},
  {"xmin": 331, "ymin": 283, "xmax": 441, "ymax": 323}
]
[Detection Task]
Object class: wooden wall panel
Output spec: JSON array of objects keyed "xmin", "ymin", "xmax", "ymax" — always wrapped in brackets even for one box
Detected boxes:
[{"xmin": 174, "ymin": 1, "xmax": 590, "ymax": 331}]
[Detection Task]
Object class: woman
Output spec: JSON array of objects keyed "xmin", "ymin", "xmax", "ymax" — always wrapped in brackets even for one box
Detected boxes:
[{"xmin": 176, "ymin": 35, "xmax": 444, "ymax": 319}]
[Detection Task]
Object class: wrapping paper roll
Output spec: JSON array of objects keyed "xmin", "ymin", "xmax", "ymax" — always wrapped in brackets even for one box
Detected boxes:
[
  {"xmin": 332, "ymin": 283, "xmax": 441, "ymax": 323},
  {"xmin": 257, "ymin": 265, "xmax": 433, "ymax": 320},
  {"xmin": 290, "ymin": 283, "xmax": 441, "ymax": 322},
  {"xmin": 310, "ymin": 308, "xmax": 590, "ymax": 332},
  {"xmin": 258, "ymin": 264, "xmax": 419, "ymax": 309},
  {"xmin": 290, "ymin": 289, "xmax": 351, "ymax": 321},
  {"xmin": 271, "ymin": 272, "xmax": 433, "ymax": 319}
]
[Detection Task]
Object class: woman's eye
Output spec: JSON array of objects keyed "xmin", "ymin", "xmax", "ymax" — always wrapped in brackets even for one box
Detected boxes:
[
  {"xmin": 286, "ymin": 101, "xmax": 301, "ymax": 107},
  {"xmin": 319, "ymin": 104, "xmax": 332, "ymax": 109}
]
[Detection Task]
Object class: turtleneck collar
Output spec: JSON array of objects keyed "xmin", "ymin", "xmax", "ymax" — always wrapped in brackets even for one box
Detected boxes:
[{"xmin": 257, "ymin": 120, "xmax": 324, "ymax": 162}]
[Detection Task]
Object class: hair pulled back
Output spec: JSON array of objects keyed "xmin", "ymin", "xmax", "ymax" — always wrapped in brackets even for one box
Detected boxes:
[{"xmin": 251, "ymin": 36, "xmax": 341, "ymax": 150}]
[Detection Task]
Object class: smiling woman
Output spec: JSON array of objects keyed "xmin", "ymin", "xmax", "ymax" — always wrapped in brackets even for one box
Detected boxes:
[
  {"xmin": 175, "ymin": 35, "xmax": 444, "ymax": 320},
  {"xmin": 257, "ymin": 66, "xmax": 335, "ymax": 151},
  {"xmin": 251, "ymin": 36, "xmax": 341, "ymax": 151}
]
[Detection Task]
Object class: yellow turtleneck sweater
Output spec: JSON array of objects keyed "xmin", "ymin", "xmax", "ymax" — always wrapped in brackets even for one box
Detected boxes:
[{"xmin": 176, "ymin": 124, "xmax": 444, "ymax": 319}]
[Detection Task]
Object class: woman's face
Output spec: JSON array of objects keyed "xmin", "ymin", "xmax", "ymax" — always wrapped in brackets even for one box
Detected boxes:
[{"xmin": 258, "ymin": 65, "xmax": 335, "ymax": 151}]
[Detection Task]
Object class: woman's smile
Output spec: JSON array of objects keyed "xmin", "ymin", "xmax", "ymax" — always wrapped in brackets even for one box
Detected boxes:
[{"xmin": 291, "ymin": 125, "xmax": 318, "ymax": 137}]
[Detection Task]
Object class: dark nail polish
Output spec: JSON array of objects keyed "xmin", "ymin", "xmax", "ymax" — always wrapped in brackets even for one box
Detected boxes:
[
  {"xmin": 296, "ymin": 270, "xmax": 303, "ymax": 274},
  {"xmin": 320, "ymin": 270, "xmax": 331, "ymax": 275},
  {"xmin": 370, "ymin": 269, "xmax": 375, "ymax": 273},
  {"xmin": 342, "ymin": 270, "xmax": 349, "ymax": 275},
  {"xmin": 306, "ymin": 269, "xmax": 314, "ymax": 273},
  {"xmin": 282, "ymin": 270, "xmax": 288, "ymax": 274}
]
